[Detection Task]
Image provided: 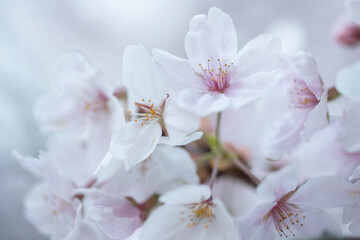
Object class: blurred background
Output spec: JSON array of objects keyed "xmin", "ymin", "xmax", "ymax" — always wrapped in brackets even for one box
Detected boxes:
[{"xmin": 0, "ymin": 0, "xmax": 358, "ymax": 239}]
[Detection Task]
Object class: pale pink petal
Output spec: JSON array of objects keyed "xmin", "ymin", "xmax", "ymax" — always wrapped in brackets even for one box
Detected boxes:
[
  {"xmin": 140, "ymin": 198, "xmax": 238, "ymax": 240},
  {"xmin": 225, "ymin": 69, "xmax": 282, "ymax": 109},
  {"xmin": 123, "ymin": 45, "xmax": 166, "ymax": 104},
  {"xmin": 87, "ymin": 195, "xmax": 141, "ymax": 239},
  {"xmin": 33, "ymin": 92, "xmax": 78, "ymax": 132},
  {"xmin": 63, "ymin": 221, "xmax": 109, "ymax": 240},
  {"xmin": 125, "ymin": 227, "xmax": 144, "ymax": 240},
  {"xmin": 110, "ymin": 122, "xmax": 162, "ymax": 170},
  {"xmin": 158, "ymin": 131, "xmax": 203, "ymax": 146},
  {"xmin": 47, "ymin": 133, "xmax": 108, "ymax": 188},
  {"xmin": 350, "ymin": 165, "xmax": 360, "ymax": 181},
  {"xmin": 163, "ymin": 97, "xmax": 200, "ymax": 144},
  {"xmin": 106, "ymin": 97, "xmax": 126, "ymax": 131},
  {"xmin": 340, "ymin": 102, "xmax": 360, "ymax": 153},
  {"xmin": 159, "ymin": 184, "xmax": 211, "ymax": 205},
  {"xmin": 263, "ymin": 111, "xmax": 306, "ymax": 161},
  {"xmin": 24, "ymin": 182, "xmax": 79, "ymax": 239},
  {"xmin": 290, "ymin": 207, "xmax": 341, "ymax": 238},
  {"xmin": 53, "ymin": 52, "xmax": 99, "ymax": 95},
  {"xmin": 100, "ymin": 146, "xmax": 199, "ymax": 203},
  {"xmin": 257, "ymin": 164, "xmax": 298, "ymax": 202},
  {"xmin": 349, "ymin": 219, "xmax": 360, "ymax": 235},
  {"xmin": 185, "ymin": 7, "xmax": 237, "ymax": 66},
  {"xmin": 12, "ymin": 150, "xmax": 45, "ymax": 179},
  {"xmin": 177, "ymin": 88, "xmax": 231, "ymax": 116},
  {"xmin": 293, "ymin": 51, "xmax": 323, "ymax": 100},
  {"xmin": 236, "ymin": 202, "xmax": 276, "ymax": 240},
  {"xmin": 347, "ymin": 0, "xmax": 360, "ymax": 24},
  {"xmin": 289, "ymin": 176, "xmax": 357, "ymax": 209},
  {"xmin": 343, "ymin": 180, "xmax": 360, "ymax": 235},
  {"xmin": 234, "ymin": 34, "xmax": 281, "ymax": 79},
  {"xmin": 144, "ymin": 145, "xmax": 199, "ymax": 194},
  {"xmin": 152, "ymin": 48, "xmax": 204, "ymax": 91},
  {"xmin": 292, "ymin": 121, "xmax": 356, "ymax": 181},
  {"xmin": 336, "ymin": 60, "xmax": 360, "ymax": 101},
  {"xmin": 212, "ymin": 176, "xmax": 258, "ymax": 217},
  {"xmin": 99, "ymin": 162, "xmax": 153, "ymax": 204},
  {"xmin": 300, "ymin": 90, "xmax": 328, "ymax": 140}
]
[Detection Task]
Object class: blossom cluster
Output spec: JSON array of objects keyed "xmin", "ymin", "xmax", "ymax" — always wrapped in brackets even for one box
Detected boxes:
[{"xmin": 15, "ymin": 6, "xmax": 360, "ymax": 240}]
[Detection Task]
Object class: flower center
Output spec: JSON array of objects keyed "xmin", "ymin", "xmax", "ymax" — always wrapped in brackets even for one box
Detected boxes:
[
  {"xmin": 266, "ymin": 194, "xmax": 306, "ymax": 238},
  {"xmin": 129, "ymin": 95, "xmax": 168, "ymax": 127},
  {"xmin": 180, "ymin": 199, "xmax": 215, "ymax": 229},
  {"xmin": 290, "ymin": 79, "xmax": 319, "ymax": 109},
  {"xmin": 83, "ymin": 91, "xmax": 109, "ymax": 113},
  {"xmin": 197, "ymin": 59, "xmax": 233, "ymax": 93},
  {"xmin": 42, "ymin": 193, "xmax": 74, "ymax": 230}
]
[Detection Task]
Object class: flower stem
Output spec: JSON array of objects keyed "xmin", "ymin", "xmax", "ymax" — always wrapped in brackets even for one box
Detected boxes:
[
  {"xmin": 215, "ymin": 112, "xmax": 222, "ymax": 149},
  {"xmin": 232, "ymin": 157, "xmax": 261, "ymax": 186},
  {"xmin": 196, "ymin": 152, "xmax": 216, "ymax": 167},
  {"xmin": 209, "ymin": 112, "xmax": 222, "ymax": 189},
  {"xmin": 209, "ymin": 154, "xmax": 221, "ymax": 189}
]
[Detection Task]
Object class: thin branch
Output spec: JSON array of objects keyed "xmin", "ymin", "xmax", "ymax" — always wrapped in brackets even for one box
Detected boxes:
[{"xmin": 232, "ymin": 157, "xmax": 261, "ymax": 186}]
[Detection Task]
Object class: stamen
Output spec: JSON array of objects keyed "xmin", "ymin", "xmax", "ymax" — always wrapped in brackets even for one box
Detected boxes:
[
  {"xmin": 290, "ymin": 79, "xmax": 319, "ymax": 109},
  {"xmin": 128, "ymin": 96, "xmax": 168, "ymax": 126},
  {"xmin": 179, "ymin": 198, "xmax": 215, "ymax": 230},
  {"xmin": 197, "ymin": 59, "xmax": 233, "ymax": 93},
  {"xmin": 266, "ymin": 193, "xmax": 306, "ymax": 238}
]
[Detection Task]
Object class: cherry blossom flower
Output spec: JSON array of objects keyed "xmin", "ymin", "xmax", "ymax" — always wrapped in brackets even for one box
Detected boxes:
[
  {"xmin": 139, "ymin": 185, "xmax": 239, "ymax": 240},
  {"xmin": 264, "ymin": 51, "xmax": 328, "ymax": 160},
  {"xmin": 14, "ymin": 151, "xmax": 115, "ymax": 240},
  {"xmin": 237, "ymin": 164, "xmax": 356, "ymax": 240},
  {"xmin": 103, "ymin": 45, "xmax": 201, "ymax": 170},
  {"xmin": 153, "ymin": 7, "xmax": 282, "ymax": 116},
  {"xmin": 34, "ymin": 52, "xmax": 124, "ymax": 136},
  {"xmin": 336, "ymin": 60, "xmax": 360, "ymax": 153}
]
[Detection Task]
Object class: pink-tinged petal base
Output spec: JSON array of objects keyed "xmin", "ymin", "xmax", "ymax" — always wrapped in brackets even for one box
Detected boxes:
[
  {"xmin": 177, "ymin": 88, "xmax": 231, "ymax": 116},
  {"xmin": 257, "ymin": 164, "xmax": 298, "ymax": 202},
  {"xmin": 88, "ymin": 195, "xmax": 141, "ymax": 239}
]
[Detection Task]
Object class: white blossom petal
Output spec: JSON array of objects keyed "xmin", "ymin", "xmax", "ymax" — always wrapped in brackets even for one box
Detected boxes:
[
  {"xmin": 110, "ymin": 122, "xmax": 162, "ymax": 170},
  {"xmin": 185, "ymin": 7, "xmax": 237, "ymax": 66},
  {"xmin": 234, "ymin": 34, "xmax": 281, "ymax": 79},
  {"xmin": 336, "ymin": 60, "xmax": 360, "ymax": 101},
  {"xmin": 257, "ymin": 164, "xmax": 298, "ymax": 202},
  {"xmin": 123, "ymin": 45, "xmax": 166, "ymax": 104},
  {"xmin": 289, "ymin": 176, "xmax": 357, "ymax": 209},
  {"xmin": 340, "ymin": 102, "xmax": 360, "ymax": 153}
]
